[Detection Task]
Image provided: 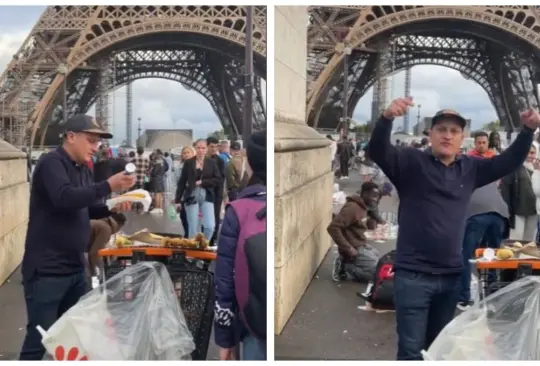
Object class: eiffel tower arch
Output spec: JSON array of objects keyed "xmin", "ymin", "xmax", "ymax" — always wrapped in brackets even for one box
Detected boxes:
[
  {"xmin": 307, "ymin": 6, "xmax": 540, "ymax": 131},
  {"xmin": 0, "ymin": 5, "xmax": 267, "ymax": 147}
]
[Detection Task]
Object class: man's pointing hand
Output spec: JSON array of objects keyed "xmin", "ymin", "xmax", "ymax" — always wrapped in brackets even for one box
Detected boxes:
[{"xmin": 383, "ymin": 97, "xmax": 415, "ymax": 119}]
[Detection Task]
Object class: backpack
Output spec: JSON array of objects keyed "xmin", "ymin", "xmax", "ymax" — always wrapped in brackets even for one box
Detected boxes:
[
  {"xmin": 368, "ymin": 250, "xmax": 396, "ymax": 309},
  {"xmin": 229, "ymin": 192, "xmax": 266, "ymax": 340}
]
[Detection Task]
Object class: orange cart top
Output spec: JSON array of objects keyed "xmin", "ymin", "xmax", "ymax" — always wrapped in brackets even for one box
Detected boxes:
[
  {"xmin": 98, "ymin": 247, "xmax": 217, "ymax": 261},
  {"xmin": 474, "ymin": 248, "xmax": 540, "ymax": 270}
]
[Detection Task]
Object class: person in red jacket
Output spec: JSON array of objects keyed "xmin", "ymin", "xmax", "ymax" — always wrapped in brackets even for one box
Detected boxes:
[{"xmin": 469, "ymin": 131, "xmax": 496, "ymax": 158}]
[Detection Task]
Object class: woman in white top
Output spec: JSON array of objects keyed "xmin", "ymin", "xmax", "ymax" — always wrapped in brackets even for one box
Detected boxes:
[
  {"xmin": 327, "ymin": 135, "xmax": 337, "ymax": 169},
  {"xmin": 529, "ymin": 142, "xmax": 540, "ymax": 241}
]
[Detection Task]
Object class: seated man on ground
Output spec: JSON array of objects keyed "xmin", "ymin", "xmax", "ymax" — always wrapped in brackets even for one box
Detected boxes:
[
  {"xmin": 87, "ymin": 214, "xmax": 127, "ymax": 275},
  {"xmin": 328, "ymin": 182, "xmax": 384, "ymax": 282}
]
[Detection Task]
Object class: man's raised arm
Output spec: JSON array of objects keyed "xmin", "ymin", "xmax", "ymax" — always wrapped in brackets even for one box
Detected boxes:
[
  {"xmin": 475, "ymin": 110, "xmax": 540, "ymax": 188},
  {"xmin": 367, "ymin": 97, "xmax": 413, "ymax": 183}
]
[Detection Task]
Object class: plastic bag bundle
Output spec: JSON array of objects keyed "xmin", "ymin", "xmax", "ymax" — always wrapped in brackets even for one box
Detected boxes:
[
  {"xmin": 38, "ymin": 262, "xmax": 195, "ymax": 360},
  {"xmin": 364, "ymin": 224, "xmax": 398, "ymax": 241},
  {"xmin": 423, "ymin": 276, "xmax": 540, "ymax": 360},
  {"xmin": 333, "ymin": 191, "xmax": 347, "ymax": 214}
]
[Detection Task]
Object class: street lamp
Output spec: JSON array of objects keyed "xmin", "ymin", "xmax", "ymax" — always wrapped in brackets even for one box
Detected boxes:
[
  {"xmin": 243, "ymin": 6, "xmax": 254, "ymax": 147},
  {"xmin": 416, "ymin": 104, "xmax": 422, "ymax": 125},
  {"xmin": 137, "ymin": 117, "xmax": 142, "ymax": 146},
  {"xmin": 57, "ymin": 63, "xmax": 68, "ymax": 124},
  {"xmin": 340, "ymin": 46, "xmax": 352, "ymax": 138}
]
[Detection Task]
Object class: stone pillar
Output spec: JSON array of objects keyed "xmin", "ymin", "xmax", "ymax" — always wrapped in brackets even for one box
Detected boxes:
[
  {"xmin": 274, "ymin": 6, "xmax": 333, "ymax": 334},
  {"xmin": 0, "ymin": 139, "xmax": 29, "ymax": 285}
]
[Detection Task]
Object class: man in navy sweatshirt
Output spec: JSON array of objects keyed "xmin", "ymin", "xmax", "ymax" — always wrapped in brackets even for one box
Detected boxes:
[
  {"xmin": 19, "ymin": 115, "xmax": 136, "ymax": 360},
  {"xmin": 367, "ymin": 97, "xmax": 538, "ymax": 360}
]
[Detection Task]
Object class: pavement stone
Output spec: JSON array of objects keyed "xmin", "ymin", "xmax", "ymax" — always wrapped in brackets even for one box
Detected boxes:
[
  {"xmin": 275, "ymin": 173, "xmax": 399, "ymax": 360},
  {"xmin": 0, "ymin": 210, "xmax": 219, "ymax": 360}
]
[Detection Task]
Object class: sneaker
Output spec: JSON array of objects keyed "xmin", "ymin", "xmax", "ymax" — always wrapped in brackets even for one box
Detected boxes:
[
  {"xmin": 332, "ymin": 256, "xmax": 346, "ymax": 282},
  {"xmin": 457, "ymin": 300, "xmax": 474, "ymax": 311},
  {"xmin": 332, "ymin": 255, "xmax": 343, "ymax": 282}
]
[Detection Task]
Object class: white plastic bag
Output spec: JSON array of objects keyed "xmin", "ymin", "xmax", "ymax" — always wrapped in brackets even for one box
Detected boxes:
[
  {"xmin": 332, "ymin": 191, "xmax": 347, "ymax": 214},
  {"xmin": 38, "ymin": 262, "xmax": 195, "ymax": 360},
  {"xmin": 424, "ymin": 276, "xmax": 540, "ymax": 360},
  {"xmin": 106, "ymin": 189, "xmax": 152, "ymax": 212}
]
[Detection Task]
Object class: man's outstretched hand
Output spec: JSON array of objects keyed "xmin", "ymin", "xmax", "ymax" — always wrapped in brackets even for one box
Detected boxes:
[
  {"xmin": 383, "ymin": 97, "xmax": 415, "ymax": 119},
  {"xmin": 520, "ymin": 109, "xmax": 540, "ymax": 130}
]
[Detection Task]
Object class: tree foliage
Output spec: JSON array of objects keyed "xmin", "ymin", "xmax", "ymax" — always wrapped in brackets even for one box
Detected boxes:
[
  {"xmin": 353, "ymin": 123, "xmax": 371, "ymax": 134},
  {"xmin": 482, "ymin": 120, "xmax": 500, "ymax": 131},
  {"xmin": 208, "ymin": 128, "xmax": 226, "ymax": 140}
]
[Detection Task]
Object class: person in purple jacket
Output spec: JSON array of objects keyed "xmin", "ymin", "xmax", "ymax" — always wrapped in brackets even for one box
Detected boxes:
[{"xmin": 213, "ymin": 130, "xmax": 266, "ymax": 361}]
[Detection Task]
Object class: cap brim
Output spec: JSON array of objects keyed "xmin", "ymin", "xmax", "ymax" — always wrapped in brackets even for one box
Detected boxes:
[
  {"xmin": 83, "ymin": 128, "xmax": 113, "ymax": 139},
  {"xmin": 431, "ymin": 114, "xmax": 466, "ymax": 128}
]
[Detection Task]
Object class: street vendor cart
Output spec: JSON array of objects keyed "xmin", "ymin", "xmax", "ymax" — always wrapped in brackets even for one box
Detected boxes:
[
  {"xmin": 473, "ymin": 239, "xmax": 540, "ymax": 301},
  {"xmin": 98, "ymin": 232, "xmax": 217, "ymax": 361}
]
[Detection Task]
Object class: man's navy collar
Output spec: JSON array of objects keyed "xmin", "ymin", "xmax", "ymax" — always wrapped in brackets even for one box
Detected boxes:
[
  {"xmin": 56, "ymin": 147, "xmax": 81, "ymax": 167},
  {"xmin": 423, "ymin": 147, "xmax": 462, "ymax": 164}
]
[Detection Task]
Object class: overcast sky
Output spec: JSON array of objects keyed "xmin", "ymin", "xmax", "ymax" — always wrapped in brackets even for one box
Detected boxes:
[
  {"xmin": 352, "ymin": 66, "xmax": 497, "ymax": 131},
  {"xmin": 0, "ymin": 5, "xmax": 257, "ymax": 145},
  {"xmin": 1, "ymin": 6, "xmax": 497, "ymax": 141}
]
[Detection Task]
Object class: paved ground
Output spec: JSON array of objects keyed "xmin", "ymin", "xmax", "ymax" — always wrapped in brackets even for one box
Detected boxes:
[
  {"xmin": 0, "ymin": 206, "xmax": 220, "ymax": 360},
  {"xmin": 275, "ymin": 172, "xmax": 400, "ymax": 360}
]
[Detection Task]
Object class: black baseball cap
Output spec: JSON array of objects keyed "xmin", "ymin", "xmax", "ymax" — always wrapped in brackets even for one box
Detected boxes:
[
  {"xmin": 62, "ymin": 114, "xmax": 113, "ymax": 139},
  {"xmin": 431, "ymin": 109, "xmax": 467, "ymax": 129},
  {"xmin": 231, "ymin": 141, "xmax": 241, "ymax": 151}
]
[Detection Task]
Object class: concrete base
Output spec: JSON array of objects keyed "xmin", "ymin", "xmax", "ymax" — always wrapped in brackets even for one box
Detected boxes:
[
  {"xmin": 274, "ymin": 114, "xmax": 333, "ymax": 334},
  {"xmin": 274, "ymin": 6, "xmax": 333, "ymax": 334},
  {"xmin": 0, "ymin": 140, "xmax": 29, "ymax": 286}
]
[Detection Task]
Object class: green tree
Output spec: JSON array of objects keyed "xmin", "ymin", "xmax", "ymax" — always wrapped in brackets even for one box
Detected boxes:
[
  {"xmin": 482, "ymin": 120, "xmax": 500, "ymax": 131},
  {"xmin": 353, "ymin": 124, "xmax": 370, "ymax": 134},
  {"xmin": 208, "ymin": 128, "xmax": 226, "ymax": 140}
]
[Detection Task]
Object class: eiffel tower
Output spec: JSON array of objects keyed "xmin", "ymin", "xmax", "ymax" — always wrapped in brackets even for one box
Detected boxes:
[
  {"xmin": 0, "ymin": 5, "xmax": 267, "ymax": 147},
  {"xmin": 307, "ymin": 6, "xmax": 540, "ymax": 131}
]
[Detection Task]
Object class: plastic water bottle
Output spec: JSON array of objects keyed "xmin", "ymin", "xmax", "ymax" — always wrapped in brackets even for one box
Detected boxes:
[
  {"xmin": 124, "ymin": 162, "xmax": 136, "ymax": 175},
  {"xmin": 168, "ymin": 204, "xmax": 178, "ymax": 221},
  {"xmin": 470, "ymin": 273, "xmax": 479, "ymax": 302}
]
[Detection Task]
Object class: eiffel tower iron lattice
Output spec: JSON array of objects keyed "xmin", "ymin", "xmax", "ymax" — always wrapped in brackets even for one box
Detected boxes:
[
  {"xmin": 0, "ymin": 5, "xmax": 267, "ymax": 147},
  {"xmin": 307, "ymin": 6, "xmax": 540, "ymax": 131}
]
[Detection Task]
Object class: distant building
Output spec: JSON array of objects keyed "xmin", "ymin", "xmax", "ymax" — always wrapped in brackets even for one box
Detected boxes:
[{"xmin": 136, "ymin": 129, "xmax": 193, "ymax": 151}]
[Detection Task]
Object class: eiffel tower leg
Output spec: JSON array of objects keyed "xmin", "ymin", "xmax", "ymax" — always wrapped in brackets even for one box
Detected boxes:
[
  {"xmin": 253, "ymin": 76, "xmax": 266, "ymax": 130},
  {"xmin": 96, "ymin": 58, "xmax": 112, "ymax": 130},
  {"xmin": 221, "ymin": 66, "xmax": 243, "ymax": 137}
]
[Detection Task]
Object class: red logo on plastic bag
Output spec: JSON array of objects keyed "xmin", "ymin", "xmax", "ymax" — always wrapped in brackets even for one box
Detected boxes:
[
  {"xmin": 105, "ymin": 317, "xmax": 117, "ymax": 340},
  {"xmin": 54, "ymin": 346, "xmax": 88, "ymax": 361}
]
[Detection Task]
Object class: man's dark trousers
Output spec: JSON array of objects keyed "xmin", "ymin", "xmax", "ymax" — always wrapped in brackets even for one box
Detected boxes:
[
  {"xmin": 339, "ymin": 156, "xmax": 349, "ymax": 177},
  {"xmin": 460, "ymin": 212, "xmax": 505, "ymax": 303},
  {"xmin": 19, "ymin": 271, "xmax": 86, "ymax": 360},
  {"xmin": 394, "ymin": 268, "xmax": 460, "ymax": 360},
  {"xmin": 210, "ymin": 191, "xmax": 223, "ymax": 245}
]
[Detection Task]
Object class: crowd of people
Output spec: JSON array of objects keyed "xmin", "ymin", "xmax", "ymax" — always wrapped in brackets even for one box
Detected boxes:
[
  {"xmin": 18, "ymin": 113, "xmax": 267, "ymax": 361},
  {"xmin": 327, "ymin": 98, "xmax": 540, "ymax": 360}
]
